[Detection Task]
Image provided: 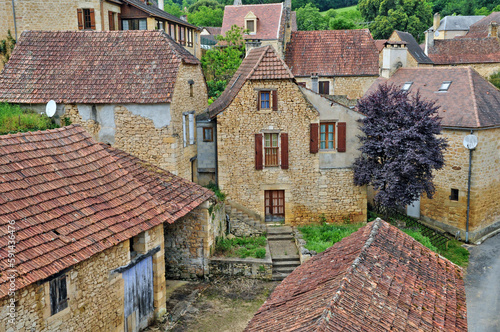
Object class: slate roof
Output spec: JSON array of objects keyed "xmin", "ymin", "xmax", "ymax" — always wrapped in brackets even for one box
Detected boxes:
[
  {"xmin": 203, "ymin": 27, "xmax": 222, "ymax": 36},
  {"xmin": 285, "ymin": 30, "xmax": 379, "ymax": 77},
  {"xmin": 206, "ymin": 45, "xmax": 293, "ymax": 119},
  {"xmin": 463, "ymin": 12, "xmax": 500, "ymax": 38},
  {"xmin": 0, "ymin": 30, "xmax": 199, "ymax": 104},
  {"xmin": 394, "ymin": 31, "xmax": 433, "ymax": 64},
  {"xmin": 121, "ymin": 0, "xmax": 199, "ymax": 29},
  {"xmin": 0, "ymin": 125, "xmax": 213, "ymax": 299},
  {"xmin": 435, "ymin": 15, "xmax": 484, "ymax": 32},
  {"xmin": 426, "ymin": 37, "xmax": 500, "ymax": 64},
  {"xmin": 366, "ymin": 67, "xmax": 500, "ymax": 129},
  {"xmin": 221, "ymin": 3, "xmax": 284, "ymax": 40},
  {"xmin": 245, "ymin": 219, "xmax": 467, "ymax": 332}
]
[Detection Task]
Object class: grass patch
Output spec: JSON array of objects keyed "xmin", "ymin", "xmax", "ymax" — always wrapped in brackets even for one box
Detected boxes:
[
  {"xmin": 215, "ymin": 236, "xmax": 267, "ymax": 259},
  {"xmin": 298, "ymin": 222, "xmax": 364, "ymax": 253},
  {"xmin": 204, "ymin": 182, "xmax": 226, "ymax": 201},
  {"xmin": 0, "ymin": 103, "xmax": 59, "ymax": 135},
  {"xmin": 403, "ymin": 229, "xmax": 438, "ymax": 251}
]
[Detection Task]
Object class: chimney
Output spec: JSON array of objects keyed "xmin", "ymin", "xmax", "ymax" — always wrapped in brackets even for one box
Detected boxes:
[
  {"xmin": 311, "ymin": 74, "xmax": 318, "ymax": 93},
  {"xmin": 424, "ymin": 28, "xmax": 434, "ymax": 55},
  {"xmin": 180, "ymin": 15, "xmax": 188, "ymax": 22},
  {"xmin": 159, "ymin": 0, "xmax": 164, "ymax": 10},
  {"xmin": 233, "ymin": 0, "xmax": 242, "ymax": 5},
  {"xmin": 489, "ymin": 22, "xmax": 498, "ymax": 37},
  {"xmin": 284, "ymin": 0, "xmax": 291, "ymax": 10},
  {"xmin": 381, "ymin": 42, "xmax": 407, "ymax": 78},
  {"xmin": 433, "ymin": 13, "xmax": 440, "ymax": 31}
]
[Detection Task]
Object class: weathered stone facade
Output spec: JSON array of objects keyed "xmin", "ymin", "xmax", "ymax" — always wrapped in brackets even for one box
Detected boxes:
[
  {"xmin": 420, "ymin": 128, "xmax": 500, "ymax": 242},
  {"xmin": 217, "ymin": 79, "xmax": 367, "ymax": 225},
  {"xmin": 294, "ymin": 76, "xmax": 377, "ymax": 100},
  {"xmin": 209, "ymin": 255, "xmax": 273, "ymax": 280},
  {"xmin": 0, "ymin": 224, "xmax": 166, "ymax": 332},
  {"xmin": 433, "ymin": 62, "xmax": 500, "ymax": 79},
  {"xmin": 164, "ymin": 200, "xmax": 226, "ymax": 279}
]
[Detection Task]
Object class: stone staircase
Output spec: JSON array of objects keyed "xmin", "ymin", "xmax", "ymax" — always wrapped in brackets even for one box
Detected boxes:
[
  {"xmin": 226, "ymin": 205, "xmax": 266, "ymax": 236},
  {"xmin": 267, "ymin": 226, "xmax": 301, "ymax": 281}
]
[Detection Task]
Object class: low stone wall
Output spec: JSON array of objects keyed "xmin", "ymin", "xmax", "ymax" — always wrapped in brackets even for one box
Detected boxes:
[{"xmin": 293, "ymin": 227, "xmax": 315, "ymax": 264}]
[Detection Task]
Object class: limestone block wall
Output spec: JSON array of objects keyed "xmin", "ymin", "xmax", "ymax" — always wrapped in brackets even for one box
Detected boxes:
[
  {"xmin": 164, "ymin": 200, "xmax": 226, "ymax": 279},
  {"xmin": 420, "ymin": 128, "xmax": 500, "ymax": 241},
  {"xmin": 294, "ymin": 76, "xmax": 377, "ymax": 99},
  {"xmin": 0, "ymin": 225, "xmax": 166, "ymax": 332},
  {"xmin": 217, "ymin": 79, "xmax": 367, "ymax": 225},
  {"xmin": 434, "ymin": 63, "xmax": 500, "ymax": 79}
]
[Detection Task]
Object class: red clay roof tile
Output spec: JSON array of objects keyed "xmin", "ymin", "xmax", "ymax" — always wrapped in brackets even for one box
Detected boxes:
[{"xmin": 427, "ymin": 37, "xmax": 500, "ymax": 64}]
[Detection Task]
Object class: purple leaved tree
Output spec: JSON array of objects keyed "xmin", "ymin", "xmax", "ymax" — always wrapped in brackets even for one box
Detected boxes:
[{"xmin": 353, "ymin": 83, "xmax": 447, "ymax": 209}]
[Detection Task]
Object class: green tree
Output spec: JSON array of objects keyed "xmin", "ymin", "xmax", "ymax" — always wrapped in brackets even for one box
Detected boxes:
[
  {"xmin": 187, "ymin": 6, "xmax": 224, "ymax": 26},
  {"xmin": 474, "ymin": 7, "xmax": 490, "ymax": 15},
  {"xmin": 164, "ymin": 0, "xmax": 184, "ymax": 17},
  {"xmin": 187, "ymin": 0, "xmax": 223, "ymax": 13},
  {"xmin": 329, "ymin": 16, "xmax": 356, "ymax": 29},
  {"xmin": 489, "ymin": 72, "xmax": 500, "ymax": 90},
  {"xmin": 296, "ymin": 3, "xmax": 329, "ymax": 31},
  {"xmin": 0, "ymin": 30, "xmax": 16, "ymax": 65}
]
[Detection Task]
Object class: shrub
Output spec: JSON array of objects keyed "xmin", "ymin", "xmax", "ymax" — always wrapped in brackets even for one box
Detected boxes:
[{"xmin": 255, "ymin": 248, "xmax": 266, "ymax": 259}]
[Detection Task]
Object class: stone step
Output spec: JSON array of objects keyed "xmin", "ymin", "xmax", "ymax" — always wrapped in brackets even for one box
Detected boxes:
[
  {"xmin": 272, "ymin": 256, "xmax": 300, "ymax": 262},
  {"xmin": 267, "ymin": 236, "xmax": 294, "ymax": 242},
  {"xmin": 266, "ymin": 226, "xmax": 293, "ymax": 234},
  {"xmin": 273, "ymin": 261, "xmax": 301, "ymax": 268},
  {"xmin": 272, "ymin": 272, "xmax": 290, "ymax": 281},
  {"xmin": 273, "ymin": 266, "xmax": 297, "ymax": 274}
]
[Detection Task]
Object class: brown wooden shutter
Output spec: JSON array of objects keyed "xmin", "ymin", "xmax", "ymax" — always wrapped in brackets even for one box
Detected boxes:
[
  {"xmin": 272, "ymin": 90, "xmax": 278, "ymax": 111},
  {"xmin": 77, "ymin": 9, "xmax": 84, "ymax": 30},
  {"xmin": 108, "ymin": 12, "xmax": 114, "ymax": 31},
  {"xmin": 89, "ymin": 9, "xmax": 96, "ymax": 30},
  {"xmin": 310, "ymin": 123, "xmax": 319, "ymax": 153},
  {"xmin": 255, "ymin": 133, "xmax": 263, "ymax": 170},
  {"xmin": 337, "ymin": 122, "xmax": 346, "ymax": 152},
  {"xmin": 257, "ymin": 92, "xmax": 261, "ymax": 110},
  {"xmin": 280, "ymin": 133, "xmax": 288, "ymax": 169},
  {"xmin": 118, "ymin": 13, "xmax": 122, "ymax": 30},
  {"xmin": 324, "ymin": 81, "xmax": 330, "ymax": 94}
]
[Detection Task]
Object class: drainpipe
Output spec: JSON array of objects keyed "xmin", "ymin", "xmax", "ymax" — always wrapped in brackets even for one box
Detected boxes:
[
  {"xmin": 11, "ymin": 0, "xmax": 17, "ymax": 40},
  {"xmin": 465, "ymin": 130, "xmax": 477, "ymax": 243}
]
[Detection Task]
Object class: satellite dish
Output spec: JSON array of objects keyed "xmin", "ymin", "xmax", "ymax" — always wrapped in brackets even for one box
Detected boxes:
[
  {"xmin": 46, "ymin": 100, "xmax": 56, "ymax": 118},
  {"xmin": 463, "ymin": 134, "xmax": 478, "ymax": 150}
]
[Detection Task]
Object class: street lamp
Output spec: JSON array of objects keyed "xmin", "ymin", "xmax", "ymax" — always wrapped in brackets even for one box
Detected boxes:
[{"xmin": 463, "ymin": 132, "xmax": 478, "ymax": 243}]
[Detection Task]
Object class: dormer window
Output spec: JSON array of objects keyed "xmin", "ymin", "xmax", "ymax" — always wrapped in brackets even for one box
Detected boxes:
[
  {"xmin": 438, "ymin": 81, "xmax": 452, "ymax": 92},
  {"xmin": 245, "ymin": 11, "xmax": 257, "ymax": 35},
  {"xmin": 402, "ymin": 82, "xmax": 413, "ymax": 92}
]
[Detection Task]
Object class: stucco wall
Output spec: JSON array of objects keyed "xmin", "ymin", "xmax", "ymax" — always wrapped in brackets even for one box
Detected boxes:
[{"xmin": 217, "ymin": 79, "xmax": 367, "ymax": 225}]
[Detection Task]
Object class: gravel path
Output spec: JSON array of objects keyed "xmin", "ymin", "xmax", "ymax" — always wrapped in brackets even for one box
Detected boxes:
[{"xmin": 465, "ymin": 232, "xmax": 500, "ymax": 332}]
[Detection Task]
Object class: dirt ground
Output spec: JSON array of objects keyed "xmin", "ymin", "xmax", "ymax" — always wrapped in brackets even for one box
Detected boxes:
[{"xmin": 145, "ymin": 278, "xmax": 279, "ymax": 332}]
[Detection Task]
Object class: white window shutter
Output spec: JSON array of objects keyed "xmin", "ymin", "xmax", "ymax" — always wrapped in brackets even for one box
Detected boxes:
[
  {"xmin": 188, "ymin": 113, "xmax": 195, "ymax": 145},
  {"xmin": 182, "ymin": 115, "xmax": 187, "ymax": 147}
]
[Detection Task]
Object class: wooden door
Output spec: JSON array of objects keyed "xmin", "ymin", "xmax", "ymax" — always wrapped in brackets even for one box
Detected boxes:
[
  {"xmin": 123, "ymin": 256, "xmax": 154, "ymax": 332},
  {"xmin": 265, "ymin": 190, "xmax": 285, "ymax": 222}
]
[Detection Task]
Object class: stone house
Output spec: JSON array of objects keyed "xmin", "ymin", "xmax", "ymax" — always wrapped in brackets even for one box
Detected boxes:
[
  {"xmin": 198, "ymin": 45, "xmax": 367, "ymax": 224},
  {"xmin": 284, "ymin": 29, "xmax": 379, "ymax": 100},
  {"xmin": 424, "ymin": 12, "xmax": 500, "ymax": 78},
  {"xmin": 0, "ymin": 0, "xmax": 202, "ymax": 58},
  {"xmin": 429, "ymin": 12, "xmax": 485, "ymax": 40},
  {"xmin": 245, "ymin": 219, "xmax": 468, "ymax": 331},
  {"xmin": 0, "ymin": 125, "xmax": 221, "ymax": 332},
  {"xmin": 220, "ymin": 0, "xmax": 296, "ymax": 57},
  {"xmin": 368, "ymin": 67, "xmax": 500, "ymax": 243},
  {"xmin": 0, "ymin": 30, "xmax": 207, "ymax": 181}
]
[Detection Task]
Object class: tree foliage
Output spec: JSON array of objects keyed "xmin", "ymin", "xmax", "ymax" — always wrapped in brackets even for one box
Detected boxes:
[
  {"xmin": 430, "ymin": 0, "xmax": 500, "ymax": 16},
  {"xmin": 353, "ymin": 84, "xmax": 447, "ymax": 208},
  {"xmin": 296, "ymin": 4, "xmax": 329, "ymax": 30},
  {"xmin": 164, "ymin": 0, "xmax": 184, "ymax": 17},
  {"xmin": 489, "ymin": 72, "xmax": 500, "ymax": 90},
  {"xmin": 187, "ymin": 0, "xmax": 223, "ymax": 13},
  {"xmin": 0, "ymin": 30, "xmax": 16, "ymax": 65},
  {"xmin": 187, "ymin": 6, "xmax": 224, "ymax": 26},
  {"xmin": 359, "ymin": 0, "xmax": 432, "ymax": 41}
]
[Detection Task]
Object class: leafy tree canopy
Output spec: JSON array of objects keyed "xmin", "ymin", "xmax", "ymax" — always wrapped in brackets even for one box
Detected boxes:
[
  {"xmin": 188, "ymin": 6, "xmax": 224, "ymax": 26},
  {"xmin": 353, "ymin": 84, "xmax": 447, "ymax": 209},
  {"xmin": 187, "ymin": 0, "xmax": 223, "ymax": 13},
  {"xmin": 296, "ymin": 4, "xmax": 329, "ymax": 30},
  {"xmin": 430, "ymin": 0, "xmax": 500, "ymax": 16}
]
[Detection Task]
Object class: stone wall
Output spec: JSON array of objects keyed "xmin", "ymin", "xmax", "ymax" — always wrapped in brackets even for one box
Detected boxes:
[
  {"xmin": 164, "ymin": 200, "xmax": 226, "ymax": 279},
  {"xmin": 294, "ymin": 76, "xmax": 377, "ymax": 99},
  {"xmin": 217, "ymin": 79, "xmax": 367, "ymax": 225},
  {"xmin": 209, "ymin": 256, "xmax": 273, "ymax": 280},
  {"xmin": 0, "ymin": 224, "xmax": 166, "ymax": 332},
  {"xmin": 434, "ymin": 63, "xmax": 500, "ymax": 79},
  {"xmin": 420, "ymin": 128, "xmax": 500, "ymax": 242}
]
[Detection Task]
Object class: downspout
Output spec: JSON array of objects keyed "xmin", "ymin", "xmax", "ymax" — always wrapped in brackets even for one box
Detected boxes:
[
  {"xmin": 465, "ymin": 131, "xmax": 474, "ymax": 243},
  {"xmin": 100, "ymin": 0, "xmax": 105, "ymax": 30},
  {"xmin": 11, "ymin": 0, "xmax": 17, "ymax": 40},
  {"xmin": 214, "ymin": 119, "xmax": 219, "ymax": 186}
]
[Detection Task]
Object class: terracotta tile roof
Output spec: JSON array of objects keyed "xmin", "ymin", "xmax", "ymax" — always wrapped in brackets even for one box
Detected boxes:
[
  {"xmin": 0, "ymin": 125, "xmax": 212, "ymax": 299},
  {"xmin": 463, "ymin": 12, "xmax": 500, "ymax": 38},
  {"xmin": 285, "ymin": 30, "xmax": 379, "ymax": 77},
  {"xmin": 206, "ymin": 45, "xmax": 293, "ymax": 119},
  {"xmin": 203, "ymin": 27, "xmax": 221, "ymax": 36},
  {"xmin": 121, "ymin": 0, "xmax": 199, "ymax": 29},
  {"xmin": 0, "ymin": 30, "xmax": 199, "ymax": 104},
  {"xmin": 245, "ymin": 219, "xmax": 467, "ymax": 332},
  {"xmin": 221, "ymin": 3, "xmax": 284, "ymax": 40},
  {"xmin": 427, "ymin": 37, "xmax": 500, "ymax": 64},
  {"xmin": 366, "ymin": 67, "xmax": 500, "ymax": 128},
  {"xmin": 394, "ymin": 31, "xmax": 433, "ymax": 64},
  {"xmin": 374, "ymin": 39, "xmax": 387, "ymax": 52}
]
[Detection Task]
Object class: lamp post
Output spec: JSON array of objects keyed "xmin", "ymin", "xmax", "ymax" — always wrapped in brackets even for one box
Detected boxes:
[{"xmin": 463, "ymin": 132, "xmax": 478, "ymax": 243}]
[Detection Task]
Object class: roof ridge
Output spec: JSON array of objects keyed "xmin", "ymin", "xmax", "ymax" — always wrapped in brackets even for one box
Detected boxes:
[
  {"xmin": 0, "ymin": 124, "xmax": 82, "ymax": 139},
  {"xmin": 315, "ymin": 219, "xmax": 383, "ymax": 330},
  {"xmin": 467, "ymin": 67, "xmax": 481, "ymax": 127}
]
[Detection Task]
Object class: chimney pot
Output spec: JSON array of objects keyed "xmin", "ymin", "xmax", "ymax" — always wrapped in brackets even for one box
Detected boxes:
[{"xmin": 489, "ymin": 22, "xmax": 498, "ymax": 37}]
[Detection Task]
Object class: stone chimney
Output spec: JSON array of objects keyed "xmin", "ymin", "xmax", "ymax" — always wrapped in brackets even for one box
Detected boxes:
[
  {"xmin": 433, "ymin": 13, "xmax": 440, "ymax": 31},
  {"xmin": 158, "ymin": 0, "xmax": 164, "ymax": 10},
  {"xmin": 180, "ymin": 15, "xmax": 187, "ymax": 22},
  {"xmin": 284, "ymin": 0, "xmax": 291, "ymax": 10},
  {"xmin": 381, "ymin": 41, "xmax": 407, "ymax": 78},
  {"xmin": 424, "ymin": 28, "xmax": 434, "ymax": 55},
  {"xmin": 233, "ymin": 0, "xmax": 242, "ymax": 5},
  {"xmin": 489, "ymin": 22, "xmax": 499, "ymax": 37}
]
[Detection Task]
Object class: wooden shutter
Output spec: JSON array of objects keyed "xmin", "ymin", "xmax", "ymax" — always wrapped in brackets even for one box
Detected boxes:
[
  {"xmin": 108, "ymin": 12, "xmax": 114, "ymax": 31},
  {"xmin": 89, "ymin": 9, "xmax": 96, "ymax": 30},
  {"xmin": 310, "ymin": 123, "xmax": 319, "ymax": 153},
  {"xmin": 322, "ymin": 81, "xmax": 330, "ymax": 94},
  {"xmin": 337, "ymin": 122, "xmax": 346, "ymax": 152},
  {"xmin": 272, "ymin": 90, "xmax": 278, "ymax": 111},
  {"xmin": 281, "ymin": 133, "xmax": 288, "ymax": 169},
  {"xmin": 255, "ymin": 133, "xmax": 263, "ymax": 170},
  {"xmin": 257, "ymin": 92, "xmax": 261, "ymax": 110},
  {"xmin": 118, "ymin": 13, "xmax": 122, "ymax": 30},
  {"xmin": 77, "ymin": 9, "xmax": 84, "ymax": 30}
]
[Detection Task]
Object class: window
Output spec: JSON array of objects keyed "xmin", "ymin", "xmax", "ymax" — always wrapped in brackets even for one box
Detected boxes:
[
  {"xmin": 77, "ymin": 8, "xmax": 95, "ymax": 30},
  {"xmin": 264, "ymin": 133, "xmax": 279, "ymax": 166},
  {"xmin": 157, "ymin": 20, "xmax": 164, "ymax": 30},
  {"xmin": 169, "ymin": 23, "xmax": 176, "ymax": 40},
  {"xmin": 50, "ymin": 274, "xmax": 68, "ymax": 315},
  {"xmin": 450, "ymin": 189, "xmax": 459, "ymax": 201},
  {"xmin": 187, "ymin": 28, "xmax": 194, "ymax": 47},
  {"xmin": 122, "ymin": 19, "xmax": 147, "ymax": 30},
  {"xmin": 108, "ymin": 11, "xmax": 116, "ymax": 31},
  {"xmin": 203, "ymin": 127, "xmax": 213, "ymax": 142},
  {"xmin": 260, "ymin": 91, "xmax": 270, "ymax": 109},
  {"xmin": 244, "ymin": 11, "xmax": 257, "ymax": 34},
  {"xmin": 183, "ymin": 112, "xmax": 195, "ymax": 146},
  {"xmin": 83, "ymin": 9, "xmax": 93, "ymax": 29},
  {"xmin": 179, "ymin": 26, "xmax": 186, "ymax": 45},
  {"xmin": 439, "ymin": 81, "xmax": 452, "ymax": 92},
  {"xmin": 297, "ymin": 82, "xmax": 306, "ymax": 88},
  {"xmin": 318, "ymin": 81, "xmax": 330, "ymax": 95},
  {"xmin": 246, "ymin": 20, "xmax": 255, "ymax": 33},
  {"xmin": 320, "ymin": 122, "xmax": 335, "ymax": 150},
  {"xmin": 402, "ymin": 82, "xmax": 413, "ymax": 92}
]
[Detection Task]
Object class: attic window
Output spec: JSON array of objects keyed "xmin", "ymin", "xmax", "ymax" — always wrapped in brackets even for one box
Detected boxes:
[
  {"xmin": 245, "ymin": 11, "xmax": 257, "ymax": 35},
  {"xmin": 402, "ymin": 82, "xmax": 413, "ymax": 92},
  {"xmin": 438, "ymin": 81, "xmax": 452, "ymax": 92}
]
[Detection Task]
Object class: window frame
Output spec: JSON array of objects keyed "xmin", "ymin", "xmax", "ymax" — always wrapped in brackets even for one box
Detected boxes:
[
  {"xmin": 187, "ymin": 28, "xmax": 194, "ymax": 47},
  {"xmin": 83, "ymin": 9, "xmax": 92, "ymax": 30},
  {"xmin": 320, "ymin": 122, "xmax": 336, "ymax": 150},
  {"xmin": 438, "ymin": 81, "xmax": 452, "ymax": 92},
  {"xmin": 49, "ymin": 273, "xmax": 68, "ymax": 316},
  {"xmin": 179, "ymin": 25, "xmax": 186, "ymax": 45},
  {"xmin": 264, "ymin": 133, "xmax": 279, "ymax": 167},
  {"xmin": 246, "ymin": 20, "xmax": 255, "ymax": 33},
  {"xmin": 203, "ymin": 127, "xmax": 213, "ymax": 142},
  {"xmin": 318, "ymin": 81, "xmax": 329, "ymax": 95},
  {"xmin": 402, "ymin": 82, "xmax": 413, "ymax": 92},
  {"xmin": 260, "ymin": 91, "xmax": 271, "ymax": 109},
  {"xmin": 450, "ymin": 188, "xmax": 459, "ymax": 201}
]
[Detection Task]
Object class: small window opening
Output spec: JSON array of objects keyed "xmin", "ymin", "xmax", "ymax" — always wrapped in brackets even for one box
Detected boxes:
[
  {"xmin": 203, "ymin": 127, "xmax": 213, "ymax": 142},
  {"xmin": 450, "ymin": 188, "xmax": 459, "ymax": 201},
  {"xmin": 402, "ymin": 82, "xmax": 413, "ymax": 92},
  {"xmin": 50, "ymin": 274, "xmax": 68, "ymax": 315},
  {"xmin": 439, "ymin": 81, "xmax": 452, "ymax": 92}
]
